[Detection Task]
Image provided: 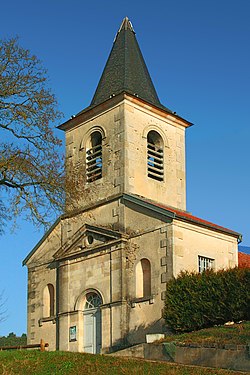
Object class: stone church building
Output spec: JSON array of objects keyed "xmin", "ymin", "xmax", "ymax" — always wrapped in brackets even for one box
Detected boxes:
[{"xmin": 23, "ymin": 17, "xmax": 241, "ymax": 353}]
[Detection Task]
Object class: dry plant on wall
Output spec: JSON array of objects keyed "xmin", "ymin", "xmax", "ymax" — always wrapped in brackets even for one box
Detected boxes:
[{"xmin": 65, "ymin": 158, "xmax": 97, "ymax": 219}]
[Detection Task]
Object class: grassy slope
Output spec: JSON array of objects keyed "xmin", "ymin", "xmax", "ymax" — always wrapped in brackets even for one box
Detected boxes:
[
  {"xmin": 0, "ymin": 351, "xmax": 245, "ymax": 375},
  {"xmin": 163, "ymin": 321, "xmax": 250, "ymax": 345}
]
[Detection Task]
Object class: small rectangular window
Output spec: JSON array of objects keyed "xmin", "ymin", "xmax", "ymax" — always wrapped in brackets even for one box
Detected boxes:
[{"xmin": 198, "ymin": 256, "xmax": 214, "ymax": 273}]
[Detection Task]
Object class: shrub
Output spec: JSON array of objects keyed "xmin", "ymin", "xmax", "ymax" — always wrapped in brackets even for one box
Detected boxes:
[
  {"xmin": 164, "ymin": 267, "xmax": 250, "ymax": 332},
  {"xmin": 0, "ymin": 333, "xmax": 27, "ymax": 347}
]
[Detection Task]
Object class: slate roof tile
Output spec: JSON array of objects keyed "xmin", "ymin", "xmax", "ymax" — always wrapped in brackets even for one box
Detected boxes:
[{"xmin": 91, "ymin": 17, "xmax": 171, "ymax": 112}]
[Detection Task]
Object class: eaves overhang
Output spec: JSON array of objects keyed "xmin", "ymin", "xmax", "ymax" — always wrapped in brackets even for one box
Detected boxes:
[
  {"xmin": 173, "ymin": 211, "xmax": 242, "ymax": 242},
  {"xmin": 122, "ymin": 193, "xmax": 176, "ymax": 220},
  {"xmin": 22, "ymin": 216, "xmax": 62, "ymax": 266},
  {"xmin": 122, "ymin": 193, "xmax": 242, "ymax": 242},
  {"xmin": 58, "ymin": 91, "xmax": 193, "ymax": 132}
]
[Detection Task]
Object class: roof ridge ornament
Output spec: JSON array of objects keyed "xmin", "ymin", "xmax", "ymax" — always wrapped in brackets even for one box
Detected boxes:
[
  {"xmin": 119, "ymin": 16, "xmax": 134, "ymax": 32},
  {"xmin": 114, "ymin": 17, "xmax": 135, "ymax": 42}
]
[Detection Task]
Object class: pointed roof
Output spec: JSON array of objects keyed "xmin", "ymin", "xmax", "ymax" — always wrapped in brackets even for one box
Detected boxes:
[{"xmin": 90, "ymin": 17, "xmax": 163, "ymax": 108}]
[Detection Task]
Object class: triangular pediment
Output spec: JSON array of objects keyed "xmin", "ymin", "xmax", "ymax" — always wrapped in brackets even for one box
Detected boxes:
[{"xmin": 53, "ymin": 224, "xmax": 123, "ymax": 260}]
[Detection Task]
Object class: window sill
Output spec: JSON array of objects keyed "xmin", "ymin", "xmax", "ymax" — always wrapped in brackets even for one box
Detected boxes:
[
  {"xmin": 39, "ymin": 316, "xmax": 56, "ymax": 326},
  {"xmin": 130, "ymin": 295, "xmax": 154, "ymax": 307}
]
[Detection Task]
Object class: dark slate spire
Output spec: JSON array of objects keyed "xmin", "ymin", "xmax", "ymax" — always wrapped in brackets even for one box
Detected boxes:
[{"xmin": 90, "ymin": 17, "xmax": 161, "ymax": 107}]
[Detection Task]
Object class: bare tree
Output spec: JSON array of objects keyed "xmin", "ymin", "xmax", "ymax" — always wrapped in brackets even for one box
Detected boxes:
[{"xmin": 0, "ymin": 38, "xmax": 64, "ymax": 231}]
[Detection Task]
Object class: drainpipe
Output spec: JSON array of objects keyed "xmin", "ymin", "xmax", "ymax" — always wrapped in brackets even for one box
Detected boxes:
[{"xmin": 110, "ymin": 249, "xmax": 113, "ymax": 350}]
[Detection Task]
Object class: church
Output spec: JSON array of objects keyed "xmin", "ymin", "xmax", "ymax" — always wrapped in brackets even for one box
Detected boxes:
[{"xmin": 23, "ymin": 17, "xmax": 241, "ymax": 353}]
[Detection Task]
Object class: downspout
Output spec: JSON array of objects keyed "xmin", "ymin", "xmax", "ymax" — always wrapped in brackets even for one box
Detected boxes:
[
  {"xmin": 109, "ymin": 249, "xmax": 113, "ymax": 351},
  {"xmin": 56, "ymin": 217, "xmax": 63, "ymax": 350}
]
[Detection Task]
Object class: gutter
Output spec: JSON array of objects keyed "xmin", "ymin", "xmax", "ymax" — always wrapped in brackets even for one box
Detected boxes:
[{"xmin": 122, "ymin": 193, "xmax": 176, "ymax": 219}]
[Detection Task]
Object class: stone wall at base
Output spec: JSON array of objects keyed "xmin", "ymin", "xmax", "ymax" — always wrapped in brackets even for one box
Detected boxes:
[
  {"xmin": 111, "ymin": 342, "xmax": 250, "ymax": 372},
  {"xmin": 110, "ymin": 342, "xmax": 173, "ymax": 361},
  {"xmin": 165, "ymin": 342, "xmax": 250, "ymax": 372}
]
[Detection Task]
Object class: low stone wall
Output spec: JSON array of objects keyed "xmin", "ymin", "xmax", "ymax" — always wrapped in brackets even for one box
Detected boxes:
[
  {"xmin": 111, "ymin": 342, "xmax": 250, "ymax": 372},
  {"xmin": 111, "ymin": 344, "xmax": 145, "ymax": 358},
  {"xmin": 164, "ymin": 342, "xmax": 250, "ymax": 372},
  {"xmin": 111, "ymin": 342, "xmax": 172, "ymax": 361}
]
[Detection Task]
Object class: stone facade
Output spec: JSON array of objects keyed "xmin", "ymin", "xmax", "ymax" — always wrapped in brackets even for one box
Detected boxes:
[
  {"xmin": 23, "ymin": 18, "xmax": 240, "ymax": 354},
  {"xmin": 63, "ymin": 96, "xmax": 187, "ymax": 213}
]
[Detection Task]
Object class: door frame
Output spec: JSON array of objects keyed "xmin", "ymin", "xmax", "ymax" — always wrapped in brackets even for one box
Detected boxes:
[{"xmin": 82, "ymin": 292, "xmax": 102, "ymax": 354}]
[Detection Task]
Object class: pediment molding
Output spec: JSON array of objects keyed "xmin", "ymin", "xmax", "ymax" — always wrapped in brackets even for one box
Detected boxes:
[{"xmin": 53, "ymin": 224, "xmax": 124, "ymax": 261}]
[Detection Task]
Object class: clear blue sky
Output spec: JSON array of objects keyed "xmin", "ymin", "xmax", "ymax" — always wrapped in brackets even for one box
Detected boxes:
[{"xmin": 1, "ymin": 0, "xmax": 250, "ymax": 336}]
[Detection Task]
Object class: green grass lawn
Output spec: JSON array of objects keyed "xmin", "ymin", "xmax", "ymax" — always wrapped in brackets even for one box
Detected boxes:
[
  {"xmin": 0, "ymin": 350, "xmax": 246, "ymax": 375},
  {"xmin": 0, "ymin": 324, "xmax": 249, "ymax": 374},
  {"xmin": 163, "ymin": 321, "xmax": 250, "ymax": 346}
]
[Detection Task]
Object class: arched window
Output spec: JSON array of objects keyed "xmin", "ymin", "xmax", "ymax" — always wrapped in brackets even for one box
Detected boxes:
[
  {"xmin": 136, "ymin": 259, "xmax": 151, "ymax": 298},
  {"xmin": 84, "ymin": 292, "xmax": 102, "ymax": 310},
  {"xmin": 86, "ymin": 131, "xmax": 102, "ymax": 182},
  {"xmin": 43, "ymin": 284, "xmax": 55, "ymax": 317},
  {"xmin": 147, "ymin": 130, "xmax": 164, "ymax": 181}
]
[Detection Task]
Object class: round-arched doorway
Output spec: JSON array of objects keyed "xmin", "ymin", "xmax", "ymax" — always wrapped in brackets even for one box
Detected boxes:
[{"xmin": 83, "ymin": 291, "xmax": 102, "ymax": 354}]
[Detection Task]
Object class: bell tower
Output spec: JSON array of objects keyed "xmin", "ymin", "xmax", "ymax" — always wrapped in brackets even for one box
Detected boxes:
[{"xmin": 59, "ymin": 17, "xmax": 192, "ymax": 213}]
